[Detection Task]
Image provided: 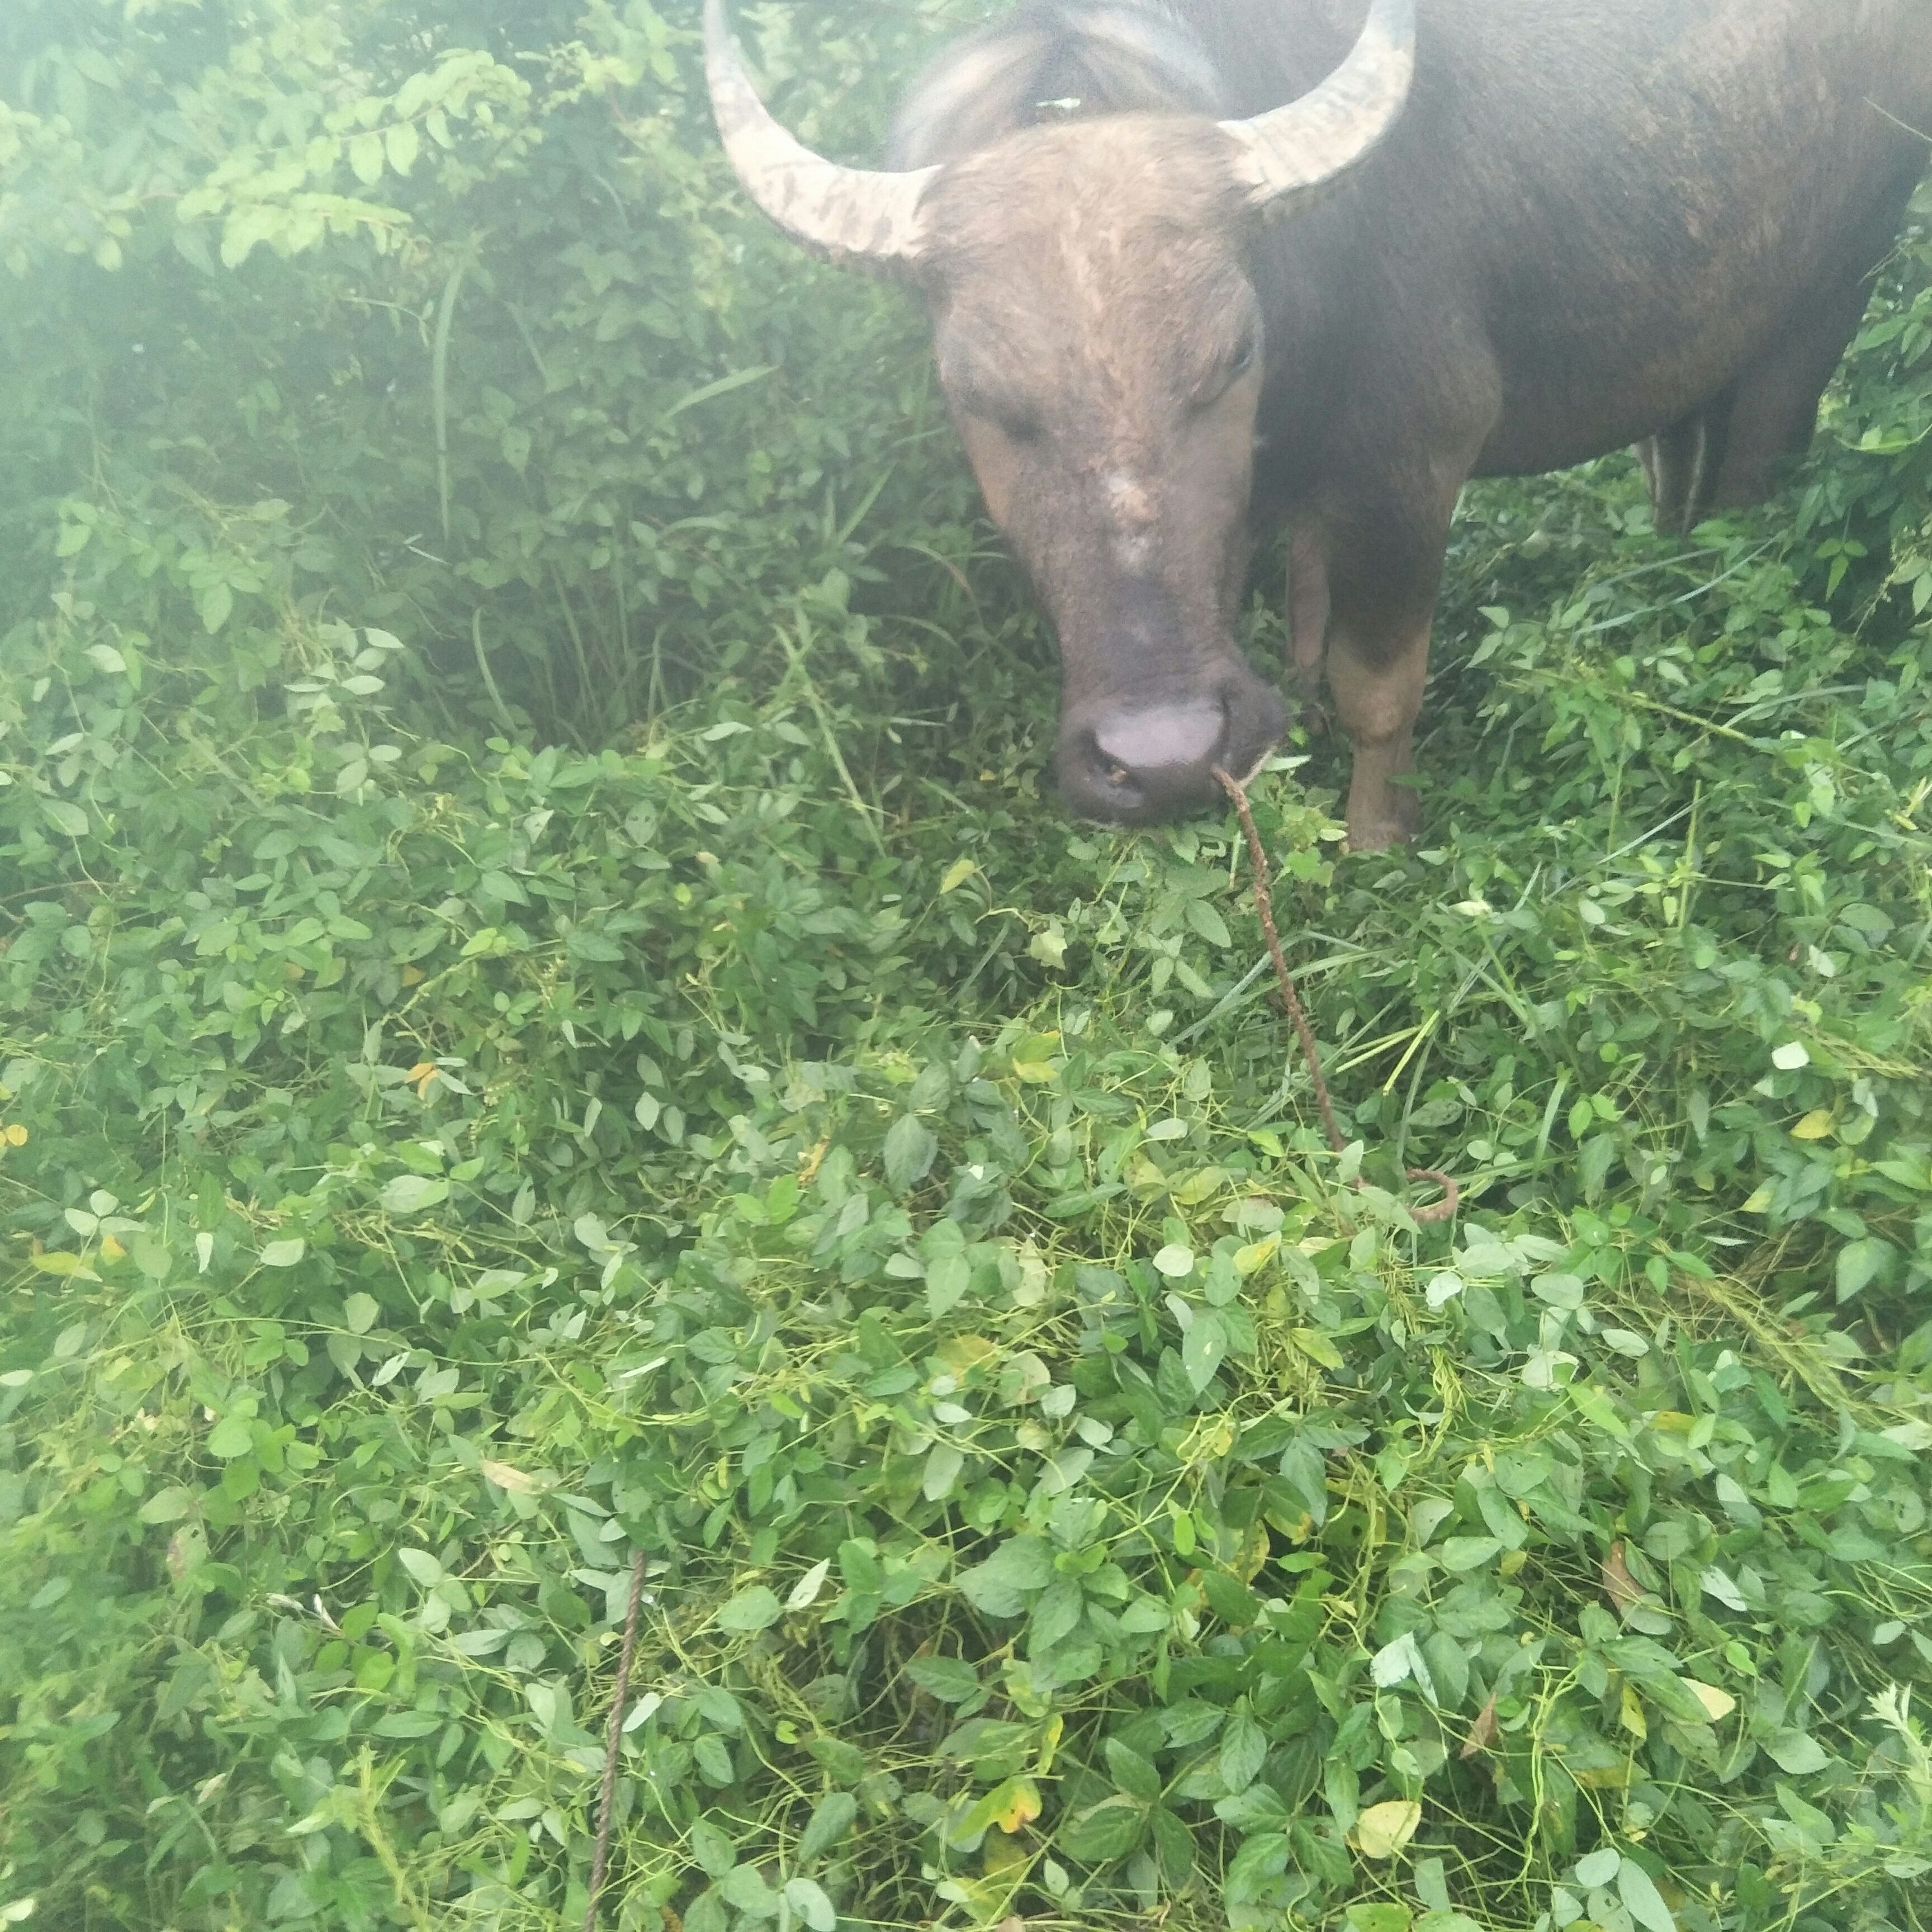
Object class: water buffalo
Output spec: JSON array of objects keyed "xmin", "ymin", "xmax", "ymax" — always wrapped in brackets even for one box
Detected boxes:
[{"xmin": 703, "ymin": 0, "xmax": 1932, "ymax": 848}]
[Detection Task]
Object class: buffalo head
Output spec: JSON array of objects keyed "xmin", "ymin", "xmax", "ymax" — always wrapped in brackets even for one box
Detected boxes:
[{"xmin": 703, "ymin": 0, "xmax": 1414, "ymax": 822}]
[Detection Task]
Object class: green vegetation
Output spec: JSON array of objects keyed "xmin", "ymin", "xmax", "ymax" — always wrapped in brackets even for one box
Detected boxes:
[{"xmin": 2, "ymin": 4, "xmax": 1930, "ymax": 1930}]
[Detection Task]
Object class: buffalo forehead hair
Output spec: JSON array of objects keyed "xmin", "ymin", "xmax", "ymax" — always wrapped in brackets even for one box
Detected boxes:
[{"xmin": 886, "ymin": 3, "xmax": 1229, "ymax": 170}]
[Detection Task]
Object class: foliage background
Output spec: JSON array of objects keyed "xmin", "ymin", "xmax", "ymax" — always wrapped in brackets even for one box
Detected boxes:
[{"xmin": 1, "ymin": 3, "xmax": 1930, "ymax": 1931}]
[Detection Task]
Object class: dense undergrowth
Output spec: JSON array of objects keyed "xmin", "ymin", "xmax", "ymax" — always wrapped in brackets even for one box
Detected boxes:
[{"xmin": 2, "ymin": 4, "xmax": 1931, "ymax": 1930}]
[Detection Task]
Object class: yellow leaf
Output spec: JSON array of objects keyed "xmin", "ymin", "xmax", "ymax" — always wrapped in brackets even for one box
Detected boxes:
[
  {"xmin": 1035, "ymin": 1713, "xmax": 1064, "ymax": 1775},
  {"xmin": 1234, "ymin": 1235, "xmax": 1280, "ymax": 1276},
  {"xmin": 1351, "ymin": 1799, "xmax": 1421, "ymax": 1860},
  {"xmin": 31, "ymin": 1250, "xmax": 96, "ymax": 1278},
  {"xmin": 99, "ymin": 1233, "xmax": 126, "ymax": 1263},
  {"xmin": 1740, "ymin": 1185, "xmax": 1774, "ymax": 1213},
  {"xmin": 982, "ymin": 1827, "xmax": 1029, "ymax": 1876},
  {"xmin": 1791, "ymin": 1110, "xmax": 1835, "ymax": 1141},
  {"xmin": 480, "ymin": 1460, "xmax": 541, "ymax": 1494},
  {"xmin": 936, "ymin": 1334, "xmax": 998, "ymax": 1378},
  {"xmin": 1685, "ymin": 1679, "xmax": 1736, "ymax": 1722},
  {"xmin": 993, "ymin": 1777, "xmax": 1041, "ymax": 1834},
  {"xmin": 939, "ymin": 858, "xmax": 979, "ymax": 894},
  {"xmin": 1620, "ymin": 1682, "xmax": 1648, "ymax": 1739},
  {"xmin": 1291, "ymin": 1328, "xmax": 1344, "ymax": 1372},
  {"xmin": 401, "ymin": 965, "xmax": 427, "ymax": 986},
  {"xmin": 1173, "ymin": 1166, "xmax": 1230, "ymax": 1206},
  {"xmin": 1238, "ymin": 1517, "xmax": 1271, "ymax": 1583},
  {"xmin": 3, "ymin": 1123, "xmax": 26, "ymax": 1147},
  {"xmin": 408, "ymin": 1062, "xmax": 438, "ymax": 1097}
]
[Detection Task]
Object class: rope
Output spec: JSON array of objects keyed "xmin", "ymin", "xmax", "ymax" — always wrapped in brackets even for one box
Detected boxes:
[
  {"xmin": 585, "ymin": 1548, "xmax": 651, "ymax": 1932},
  {"xmin": 1214, "ymin": 769, "xmax": 1459, "ymax": 1226}
]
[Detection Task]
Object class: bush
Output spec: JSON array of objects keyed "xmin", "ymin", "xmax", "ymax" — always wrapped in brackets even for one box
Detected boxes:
[{"xmin": 1, "ymin": 6, "xmax": 1929, "ymax": 1931}]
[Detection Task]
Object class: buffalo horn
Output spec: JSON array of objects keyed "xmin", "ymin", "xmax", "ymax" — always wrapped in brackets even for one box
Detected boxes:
[
  {"xmin": 703, "ymin": 0, "xmax": 937, "ymax": 269},
  {"xmin": 1220, "ymin": 0, "xmax": 1415, "ymax": 211}
]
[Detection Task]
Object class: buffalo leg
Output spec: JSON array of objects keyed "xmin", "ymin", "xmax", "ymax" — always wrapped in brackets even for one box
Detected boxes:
[
  {"xmin": 1639, "ymin": 386, "xmax": 1736, "ymax": 536},
  {"xmin": 1325, "ymin": 608, "xmax": 1432, "ymax": 853},
  {"xmin": 1708, "ymin": 239, "xmax": 1898, "ymax": 511},
  {"xmin": 1285, "ymin": 519, "xmax": 1331, "ymax": 723}
]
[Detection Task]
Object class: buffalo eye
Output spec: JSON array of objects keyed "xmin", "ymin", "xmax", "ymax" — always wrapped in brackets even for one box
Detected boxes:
[
  {"xmin": 1190, "ymin": 335, "xmax": 1259, "ymax": 411},
  {"xmin": 946, "ymin": 364, "xmax": 1043, "ymax": 444}
]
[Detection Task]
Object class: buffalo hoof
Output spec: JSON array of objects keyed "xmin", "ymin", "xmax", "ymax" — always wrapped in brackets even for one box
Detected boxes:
[{"xmin": 1344, "ymin": 797, "xmax": 1421, "ymax": 854}]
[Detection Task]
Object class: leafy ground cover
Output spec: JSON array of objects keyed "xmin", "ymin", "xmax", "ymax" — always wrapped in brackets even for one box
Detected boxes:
[{"xmin": 2, "ymin": 4, "xmax": 1930, "ymax": 1931}]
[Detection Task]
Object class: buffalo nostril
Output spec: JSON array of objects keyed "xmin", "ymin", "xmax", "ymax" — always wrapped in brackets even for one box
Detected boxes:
[{"xmin": 1090, "ymin": 700, "xmax": 1227, "ymax": 781}]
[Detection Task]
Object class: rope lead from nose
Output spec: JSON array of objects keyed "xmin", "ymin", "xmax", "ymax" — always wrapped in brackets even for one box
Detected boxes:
[
  {"xmin": 1213, "ymin": 768, "xmax": 1459, "ymax": 1226},
  {"xmin": 585, "ymin": 1547, "xmax": 650, "ymax": 1932}
]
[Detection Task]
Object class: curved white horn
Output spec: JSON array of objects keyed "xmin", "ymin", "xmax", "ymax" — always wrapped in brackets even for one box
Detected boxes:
[
  {"xmin": 1219, "ymin": 0, "xmax": 1415, "ymax": 212},
  {"xmin": 704, "ymin": 0, "xmax": 937, "ymax": 269}
]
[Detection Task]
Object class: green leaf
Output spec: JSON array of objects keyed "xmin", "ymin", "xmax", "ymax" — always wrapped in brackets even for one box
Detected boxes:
[
  {"xmin": 807, "ymin": 1737, "xmax": 866, "ymax": 1785},
  {"xmin": 1617, "ymin": 1857, "xmax": 1677, "ymax": 1932},
  {"xmin": 783, "ymin": 1878, "xmax": 836, "ymax": 1932},
  {"xmin": 795, "ymin": 1793, "xmax": 856, "ymax": 1864},
  {"xmin": 1575, "ymin": 1848, "xmax": 1621, "ymax": 1888},
  {"xmin": 1058, "ymin": 1793, "xmax": 1145, "ymax": 1863},
  {"xmin": 397, "ymin": 1548, "xmax": 444, "ymax": 1586},
  {"xmin": 1031, "ymin": 1575, "xmax": 1083, "ymax": 1650},
  {"xmin": 905, "ymin": 1655, "xmax": 981, "ymax": 1703},
  {"xmin": 1834, "ymin": 1236, "xmax": 1891, "ymax": 1302},
  {"xmin": 922, "ymin": 1442, "xmax": 964, "ymax": 1500},
  {"xmin": 956, "ymin": 1535, "xmax": 1053, "ymax": 1618},
  {"xmin": 258, "ymin": 1238, "xmax": 305, "ymax": 1268},
  {"xmin": 1219, "ymin": 1709, "xmax": 1267, "ymax": 1792},
  {"xmin": 1104, "ymin": 1736, "xmax": 1162, "ymax": 1801},
  {"xmin": 348, "ymin": 130, "xmax": 385, "ymax": 184},
  {"xmin": 1185, "ymin": 898, "xmax": 1232, "ymax": 948},
  {"xmin": 925, "ymin": 1252, "xmax": 971, "ymax": 1318},
  {"xmin": 384, "ymin": 120, "xmax": 420, "ymax": 175},
  {"xmin": 42, "ymin": 798, "xmax": 89, "ymax": 837},
  {"xmin": 1764, "ymin": 1730, "xmax": 1829, "ymax": 1774},
  {"xmin": 378, "ymin": 1173, "xmax": 449, "ymax": 1215},
  {"xmin": 197, "ymin": 580, "xmax": 233, "ymax": 634},
  {"xmin": 372, "ymin": 1711, "xmax": 441, "ymax": 1738},
  {"xmin": 1438, "ymin": 1536, "xmax": 1502, "ymax": 1573},
  {"xmin": 1346, "ymin": 1909, "xmax": 1414, "ymax": 1932},
  {"xmin": 1182, "ymin": 1309, "xmax": 1227, "ymax": 1393},
  {"xmin": 716, "ymin": 1585, "xmax": 782, "ymax": 1633},
  {"xmin": 883, "ymin": 1114, "xmax": 938, "ymax": 1193},
  {"xmin": 1201, "ymin": 1570, "xmax": 1261, "ymax": 1627},
  {"xmin": 138, "ymin": 1486, "xmax": 197, "ymax": 1525},
  {"xmin": 343, "ymin": 1293, "xmax": 380, "ymax": 1336},
  {"xmin": 688, "ymin": 1817, "xmax": 736, "ymax": 1879},
  {"xmin": 1151, "ymin": 1805, "xmax": 1195, "ymax": 1883},
  {"xmin": 785, "ymin": 1559, "xmax": 830, "ymax": 1610},
  {"xmin": 205, "ymin": 1414, "xmax": 254, "ymax": 1459}
]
